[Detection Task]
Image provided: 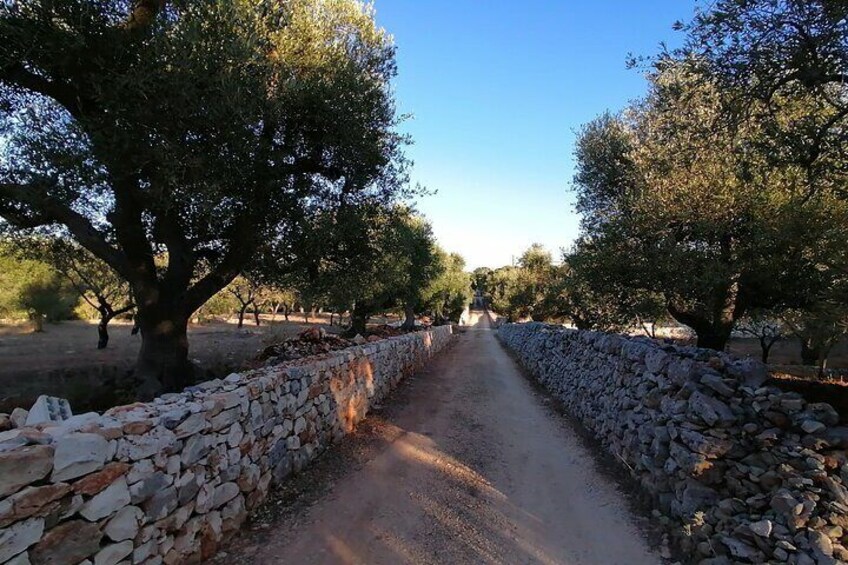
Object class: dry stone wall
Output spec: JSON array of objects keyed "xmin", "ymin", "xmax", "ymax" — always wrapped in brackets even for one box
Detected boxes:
[
  {"xmin": 0, "ymin": 326, "xmax": 453, "ymax": 565},
  {"xmin": 499, "ymin": 322, "xmax": 848, "ymax": 565}
]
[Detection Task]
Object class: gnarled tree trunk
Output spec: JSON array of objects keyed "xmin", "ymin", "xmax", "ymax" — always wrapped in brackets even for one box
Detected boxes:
[
  {"xmin": 134, "ymin": 310, "xmax": 192, "ymax": 400},
  {"xmin": 347, "ymin": 302, "xmax": 370, "ymax": 337},
  {"xmin": 800, "ymin": 337, "xmax": 820, "ymax": 366},
  {"xmin": 401, "ymin": 303, "xmax": 416, "ymax": 331}
]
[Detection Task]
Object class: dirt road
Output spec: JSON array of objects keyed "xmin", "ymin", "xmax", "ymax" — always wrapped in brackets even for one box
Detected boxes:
[{"xmin": 225, "ymin": 311, "xmax": 660, "ymax": 564}]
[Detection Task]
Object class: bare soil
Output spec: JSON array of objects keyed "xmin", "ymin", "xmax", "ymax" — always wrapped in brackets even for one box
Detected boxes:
[
  {"xmin": 217, "ymin": 311, "xmax": 659, "ymax": 564},
  {"xmin": 726, "ymin": 336, "xmax": 848, "ymax": 370},
  {"xmin": 0, "ymin": 313, "xmax": 396, "ymax": 412}
]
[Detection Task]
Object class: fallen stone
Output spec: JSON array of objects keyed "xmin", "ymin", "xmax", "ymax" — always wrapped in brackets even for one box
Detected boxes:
[{"xmin": 10, "ymin": 408, "xmax": 29, "ymax": 429}]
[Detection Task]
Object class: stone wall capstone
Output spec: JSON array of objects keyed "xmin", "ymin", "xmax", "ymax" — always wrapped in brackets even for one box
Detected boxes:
[
  {"xmin": 499, "ymin": 322, "xmax": 848, "ymax": 565},
  {"xmin": 0, "ymin": 325, "xmax": 453, "ymax": 565}
]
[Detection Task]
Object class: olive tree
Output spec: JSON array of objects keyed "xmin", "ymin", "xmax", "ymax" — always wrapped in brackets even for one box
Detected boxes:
[
  {"xmin": 422, "ymin": 251, "xmax": 472, "ymax": 325},
  {"xmin": 571, "ymin": 63, "xmax": 845, "ymax": 350},
  {"xmin": 36, "ymin": 238, "xmax": 134, "ymax": 348},
  {"xmin": 0, "ymin": 0, "xmax": 405, "ymax": 395}
]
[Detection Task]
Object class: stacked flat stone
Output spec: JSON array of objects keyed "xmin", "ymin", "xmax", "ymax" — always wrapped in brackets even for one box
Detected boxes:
[
  {"xmin": 499, "ymin": 322, "xmax": 848, "ymax": 565},
  {"xmin": 0, "ymin": 326, "xmax": 453, "ymax": 565}
]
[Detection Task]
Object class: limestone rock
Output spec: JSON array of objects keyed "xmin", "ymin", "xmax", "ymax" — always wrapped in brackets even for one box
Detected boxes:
[
  {"xmin": 143, "ymin": 486, "xmax": 177, "ymax": 521},
  {"xmin": 51, "ymin": 433, "xmax": 109, "ymax": 482},
  {"xmin": 5, "ymin": 551, "xmax": 32, "ymax": 565},
  {"xmin": 29, "ymin": 519, "xmax": 101, "ymax": 565},
  {"xmin": 749, "ymin": 519, "xmax": 773, "ymax": 538},
  {"xmin": 0, "ymin": 518, "xmax": 44, "ymax": 563},
  {"xmin": 115, "ymin": 426, "xmax": 176, "ymax": 461},
  {"xmin": 212, "ymin": 482, "xmax": 239, "ymax": 508},
  {"xmin": 688, "ymin": 391, "xmax": 736, "ymax": 427},
  {"xmin": 79, "ymin": 478, "xmax": 131, "ymax": 521},
  {"xmin": 72, "ymin": 462, "xmax": 130, "ymax": 496},
  {"xmin": 129, "ymin": 471, "xmax": 169, "ymax": 504},
  {"xmin": 0, "ymin": 445, "xmax": 54, "ymax": 497},
  {"xmin": 103, "ymin": 505, "xmax": 144, "ymax": 542},
  {"xmin": 10, "ymin": 408, "xmax": 29, "ymax": 429},
  {"xmin": 0, "ymin": 483, "xmax": 70, "ymax": 528},
  {"xmin": 92, "ymin": 541, "xmax": 133, "ymax": 565}
]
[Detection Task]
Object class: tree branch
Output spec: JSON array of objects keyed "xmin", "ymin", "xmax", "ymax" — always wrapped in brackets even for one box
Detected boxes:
[
  {"xmin": 0, "ymin": 182, "xmax": 131, "ymax": 279},
  {"xmin": 0, "ymin": 63, "xmax": 89, "ymax": 120},
  {"xmin": 124, "ymin": 0, "xmax": 168, "ymax": 31}
]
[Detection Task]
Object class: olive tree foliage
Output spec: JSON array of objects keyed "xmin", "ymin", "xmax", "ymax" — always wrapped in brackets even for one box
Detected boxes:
[
  {"xmin": 0, "ymin": 0, "xmax": 406, "ymax": 395},
  {"xmin": 570, "ymin": 60, "xmax": 847, "ymax": 351},
  {"xmin": 0, "ymin": 242, "xmax": 77, "ymax": 329},
  {"xmin": 488, "ymin": 266, "xmax": 526, "ymax": 323},
  {"xmin": 678, "ymin": 0, "xmax": 848, "ymax": 363},
  {"xmin": 422, "ymin": 251, "xmax": 472, "ymax": 325},
  {"xmin": 266, "ymin": 203, "xmax": 445, "ymax": 336},
  {"xmin": 470, "ymin": 266, "xmax": 492, "ymax": 306},
  {"xmin": 227, "ymin": 276, "xmax": 261, "ymax": 329},
  {"xmin": 255, "ymin": 285, "xmax": 298, "ymax": 323},
  {"xmin": 735, "ymin": 310, "xmax": 785, "ymax": 364},
  {"xmin": 20, "ymin": 237, "xmax": 134, "ymax": 348},
  {"xmin": 393, "ymin": 213, "xmax": 443, "ymax": 330},
  {"xmin": 555, "ymin": 244, "xmax": 666, "ymax": 333},
  {"xmin": 487, "ymin": 245, "xmax": 557, "ymax": 323},
  {"xmin": 561, "ymin": 0, "xmax": 848, "ymax": 353},
  {"xmin": 679, "ymin": 0, "xmax": 848, "ymax": 203}
]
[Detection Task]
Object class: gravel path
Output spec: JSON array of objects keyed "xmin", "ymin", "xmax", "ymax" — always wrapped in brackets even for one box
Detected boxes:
[{"xmin": 219, "ymin": 311, "xmax": 661, "ymax": 564}]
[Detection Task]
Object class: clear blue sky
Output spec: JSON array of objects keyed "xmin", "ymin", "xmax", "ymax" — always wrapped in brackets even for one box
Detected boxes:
[{"xmin": 375, "ymin": 1, "xmax": 697, "ymax": 270}]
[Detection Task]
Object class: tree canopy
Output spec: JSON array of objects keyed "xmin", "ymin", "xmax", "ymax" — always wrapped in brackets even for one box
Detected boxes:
[{"xmin": 0, "ymin": 0, "xmax": 408, "ymax": 393}]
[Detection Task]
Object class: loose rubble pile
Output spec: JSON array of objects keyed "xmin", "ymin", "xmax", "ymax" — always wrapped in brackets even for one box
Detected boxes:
[
  {"xmin": 258, "ymin": 328, "xmax": 358, "ymax": 364},
  {"xmin": 258, "ymin": 326, "xmax": 417, "ymax": 365},
  {"xmin": 499, "ymin": 322, "xmax": 848, "ymax": 565},
  {"xmin": 0, "ymin": 325, "xmax": 453, "ymax": 565},
  {"xmin": 367, "ymin": 325, "xmax": 416, "ymax": 339}
]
